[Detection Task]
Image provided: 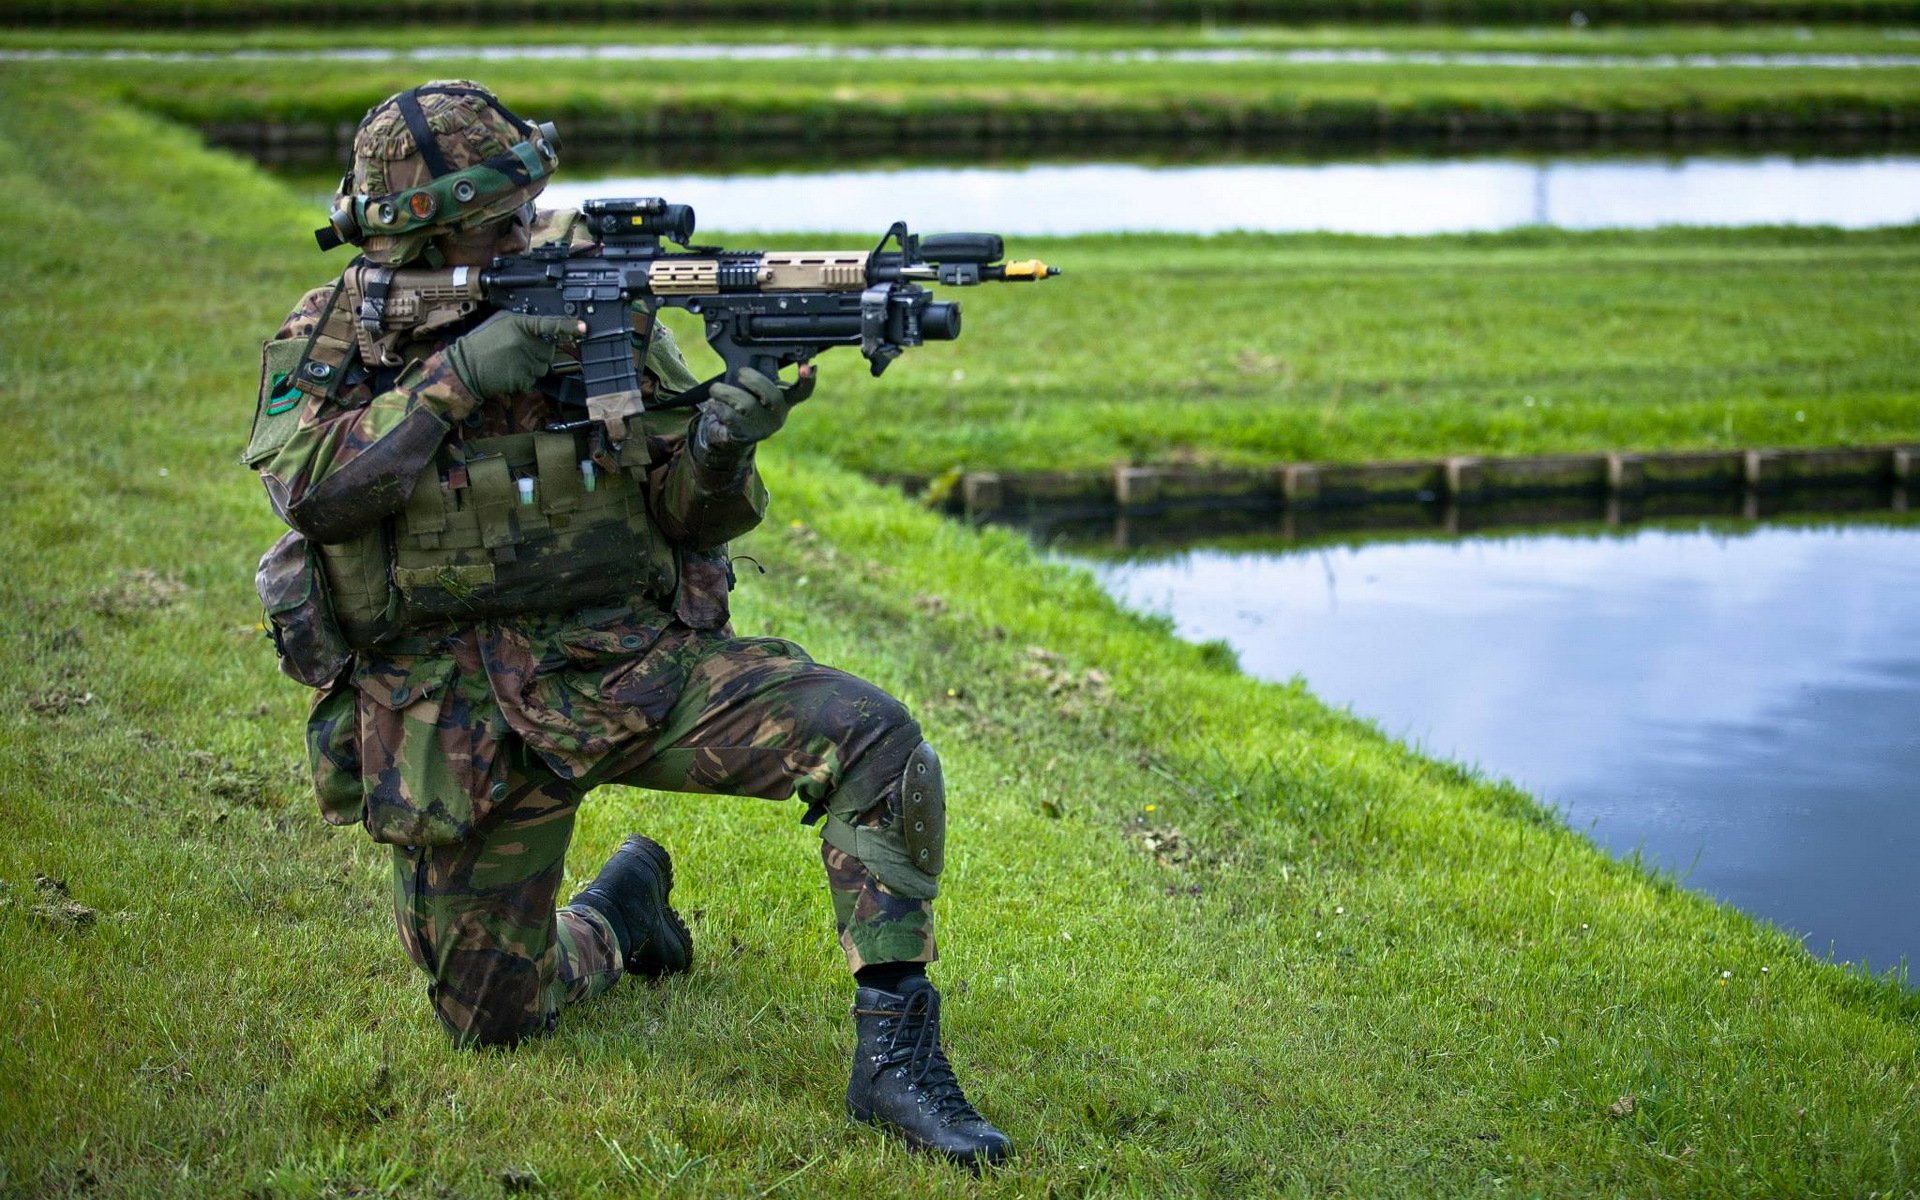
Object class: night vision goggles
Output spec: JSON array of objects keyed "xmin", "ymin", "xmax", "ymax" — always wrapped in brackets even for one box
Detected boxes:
[{"xmin": 315, "ymin": 120, "xmax": 561, "ymax": 253}]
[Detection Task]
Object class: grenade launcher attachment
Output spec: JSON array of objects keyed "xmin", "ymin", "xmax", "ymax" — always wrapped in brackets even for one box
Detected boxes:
[{"xmin": 356, "ymin": 196, "xmax": 1060, "ymax": 444}]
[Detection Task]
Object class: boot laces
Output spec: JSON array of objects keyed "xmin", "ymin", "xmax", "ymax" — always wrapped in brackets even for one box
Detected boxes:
[{"xmin": 880, "ymin": 989, "xmax": 984, "ymax": 1126}]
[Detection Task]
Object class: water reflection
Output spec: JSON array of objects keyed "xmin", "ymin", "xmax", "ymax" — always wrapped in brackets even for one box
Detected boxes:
[
  {"xmin": 1054, "ymin": 509, "xmax": 1920, "ymax": 973},
  {"xmin": 550, "ymin": 155, "xmax": 1920, "ymax": 234}
]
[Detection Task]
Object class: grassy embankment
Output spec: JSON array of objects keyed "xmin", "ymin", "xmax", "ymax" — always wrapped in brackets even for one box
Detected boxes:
[
  {"xmin": 11, "ymin": 0, "xmax": 1920, "ymax": 24},
  {"xmin": 59, "ymin": 51, "xmax": 1920, "ymax": 152},
  {"xmin": 6, "ymin": 21, "xmax": 1920, "ymax": 52},
  {"xmin": 5, "ymin": 73, "xmax": 1920, "ymax": 1200},
  {"xmin": 756, "ymin": 224, "xmax": 1920, "ymax": 478}
]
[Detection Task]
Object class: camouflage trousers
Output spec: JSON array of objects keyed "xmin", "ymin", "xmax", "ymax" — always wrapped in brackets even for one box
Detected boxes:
[{"xmin": 390, "ymin": 633, "xmax": 937, "ymax": 1047}]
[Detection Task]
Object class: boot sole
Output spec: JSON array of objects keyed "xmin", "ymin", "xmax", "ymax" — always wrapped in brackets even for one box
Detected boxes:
[
  {"xmin": 616, "ymin": 835, "xmax": 693, "ymax": 980},
  {"xmin": 847, "ymin": 1104, "xmax": 1012, "ymax": 1172}
]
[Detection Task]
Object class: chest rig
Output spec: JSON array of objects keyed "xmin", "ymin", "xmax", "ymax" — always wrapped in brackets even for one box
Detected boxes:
[
  {"xmin": 386, "ymin": 428, "xmax": 674, "ymax": 632},
  {"xmin": 289, "ymin": 268, "xmax": 678, "ymax": 647}
]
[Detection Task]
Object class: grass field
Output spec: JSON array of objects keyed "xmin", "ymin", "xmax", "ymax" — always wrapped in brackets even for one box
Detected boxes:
[
  {"xmin": 4, "ymin": 64, "xmax": 1920, "ymax": 1200},
  {"xmin": 11, "ymin": 0, "xmax": 1920, "ymax": 26},
  {"xmin": 50, "ymin": 53, "xmax": 1920, "ymax": 143},
  {"xmin": 12, "ymin": 23, "xmax": 1918, "ymax": 161},
  {"xmin": 705, "ymin": 225, "xmax": 1920, "ymax": 477},
  {"xmin": 6, "ymin": 21, "xmax": 1919, "ymax": 53}
]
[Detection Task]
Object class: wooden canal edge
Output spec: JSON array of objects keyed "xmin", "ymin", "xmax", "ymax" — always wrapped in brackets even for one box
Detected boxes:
[{"xmin": 905, "ymin": 445, "xmax": 1920, "ymax": 519}]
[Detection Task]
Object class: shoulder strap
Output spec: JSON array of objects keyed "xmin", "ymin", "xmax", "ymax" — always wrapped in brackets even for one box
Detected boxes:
[{"xmin": 291, "ymin": 275, "xmax": 361, "ymax": 404}]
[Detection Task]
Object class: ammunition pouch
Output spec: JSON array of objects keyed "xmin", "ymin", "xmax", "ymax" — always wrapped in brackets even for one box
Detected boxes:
[
  {"xmin": 316, "ymin": 523, "xmax": 403, "ymax": 649},
  {"xmin": 256, "ymin": 530, "xmax": 354, "ymax": 687},
  {"xmin": 317, "ymin": 428, "xmax": 675, "ymax": 645}
]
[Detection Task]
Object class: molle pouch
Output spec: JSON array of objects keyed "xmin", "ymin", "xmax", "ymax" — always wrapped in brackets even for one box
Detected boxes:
[
  {"xmin": 315, "ymin": 523, "xmax": 402, "ymax": 650},
  {"xmin": 255, "ymin": 530, "xmax": 353, "ymax": 687},
  {"xmin": 672, "ymin": 546, "xmax": 735, "ymax": 631},
  {"xmin": 389, "ymin": 429, "xmax": 676, "ymax": 627},
  {"xmin": 244, "ymin": 337, "xmax": 310, "ymax": 468}
]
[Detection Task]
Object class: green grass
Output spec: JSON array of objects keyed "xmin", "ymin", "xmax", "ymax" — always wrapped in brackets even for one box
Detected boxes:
[
  {"xmin": 52, "ymin": 52, "xmax": 1920, "ymax": 140},
  {"xmin": 650, "ymin": 225, "xmax": 1920, "ymax": 478},
  {"xmin": 14, "ymin": 25, "xmax": 1919, "ymax": 159},
  {"xmin": 10, "ymin": 0, "xmax": 1920, "ymax": 26},
  {"xmin": 5, "ymin": 70, "xmax": 1920, "ymax": 1200},
  {"xmin": 5, "ymin": 20, "xmax": 1919, "ymax": 53}
]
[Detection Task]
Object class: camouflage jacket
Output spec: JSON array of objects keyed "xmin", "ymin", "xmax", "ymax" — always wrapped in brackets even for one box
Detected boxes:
[{"xmin": 258, "ymin": 209, "xmax": 770, "ymax": 844}]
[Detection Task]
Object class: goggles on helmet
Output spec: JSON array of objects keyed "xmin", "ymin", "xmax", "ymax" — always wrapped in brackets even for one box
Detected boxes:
[{"xmin": 315, "ymin": 119, "xmax": 561, "ymax": 253}]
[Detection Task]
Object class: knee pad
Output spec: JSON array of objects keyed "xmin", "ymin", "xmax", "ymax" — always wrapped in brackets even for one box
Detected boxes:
[{"xmin": 821, "ymin": 739, "xmax": 946, "ymax": 900}]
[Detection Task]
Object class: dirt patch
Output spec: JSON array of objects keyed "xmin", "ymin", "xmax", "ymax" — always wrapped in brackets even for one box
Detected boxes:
[
  {"xmin": 1126, "ymin": 819, "xmax": 1200, "ymax": 869},
  {"xmin": 27, "ymin": 874, "xmax": 96, "ymax": 932},
  {"xmin": 1022, "ymin": 645, "xmax": 1115, "ymax": 718},
  {"xmin": 178, "ymin": 750, "xmax": 280, "ymax": 808},
  {"xmin": 89, "ymin": 568, "xmax": 188, "ymax": 617},
  {"xmin": 27, "ymin": 688, "xmax": 94, "ymax": 715},
  {"xmin": 1235, "ymin": 348, "xmax": 1293, "ymax": 383}
]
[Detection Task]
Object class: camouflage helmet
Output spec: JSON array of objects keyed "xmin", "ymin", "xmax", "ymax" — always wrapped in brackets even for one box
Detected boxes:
[{"xmin": 316, "ymin": 80, "xmax": 560, "ymax": 266}]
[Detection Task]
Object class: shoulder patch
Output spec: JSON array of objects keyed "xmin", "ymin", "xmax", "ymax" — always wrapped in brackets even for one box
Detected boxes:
[{"xmin": 244, "ymin": 336, "xmax": 311, "ymax": 468}]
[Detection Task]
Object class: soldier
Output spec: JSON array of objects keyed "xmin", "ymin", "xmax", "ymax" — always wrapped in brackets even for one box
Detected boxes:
[{"xmin": 244, "ymin": 80, "xmax": 1010, "ymax": 1168}]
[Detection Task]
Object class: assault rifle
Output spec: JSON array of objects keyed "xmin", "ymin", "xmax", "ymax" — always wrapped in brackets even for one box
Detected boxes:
[{"xmin": 354, "ymin": 196, "xmax": 1060, "ymax": 442}]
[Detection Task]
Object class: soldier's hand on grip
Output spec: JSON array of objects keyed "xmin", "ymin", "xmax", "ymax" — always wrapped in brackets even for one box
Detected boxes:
[
  {"xmin": 446, "ymin": 312, "xmax": 584, "ymax": 403},
  {"xmin": 697, "ymin": 366, "xmax": 814, "ymax": 451}
]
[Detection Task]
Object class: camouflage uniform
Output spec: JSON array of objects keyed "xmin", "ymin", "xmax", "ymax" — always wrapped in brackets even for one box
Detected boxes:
[{"xmin": 261, "ymin": 211, "xmax": 937, "ymax": 1047}]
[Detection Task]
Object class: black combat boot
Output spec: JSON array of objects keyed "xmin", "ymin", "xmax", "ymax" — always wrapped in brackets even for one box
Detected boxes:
[
  {"xmin": 566, "ymin": 835, "xmax": 692, "ymax": 979},
  {"xmin": 847, "ymin": 977, "xmax": 1012, "ymax": 1170}
]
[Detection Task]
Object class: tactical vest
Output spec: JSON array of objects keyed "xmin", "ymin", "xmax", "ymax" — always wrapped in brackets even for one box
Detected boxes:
[
  {"xmin": 317, "ymin": 427, "xmax": 677, "ymax": 648},
  {"xmin": 252, "ymin": 255, "xmax": 687, "ymax": 650}
]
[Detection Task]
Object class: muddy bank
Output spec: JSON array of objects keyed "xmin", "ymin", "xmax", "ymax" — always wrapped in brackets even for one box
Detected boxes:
[{"xmin": 920, "ymin": 444, "xmax": 1920, "ymax": 522}]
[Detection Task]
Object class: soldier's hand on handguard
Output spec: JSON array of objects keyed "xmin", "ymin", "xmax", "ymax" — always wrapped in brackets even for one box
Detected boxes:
[
  {"xmin": 445, "ymin": 312, "xmax": 586, "ymax": 404},
  {"xmin": 692, "ymin": 365, "xmax": 816, "ymax": 470}
]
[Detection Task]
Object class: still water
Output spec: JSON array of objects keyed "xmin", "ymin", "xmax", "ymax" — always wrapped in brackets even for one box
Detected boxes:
[
  {"xmin": 1071, "ymin": 517, "xmax": 1920, "ymax": 972},
  {"xmin": 551, "ymin": 155, "xmax": 1920, "ymax": 235}
]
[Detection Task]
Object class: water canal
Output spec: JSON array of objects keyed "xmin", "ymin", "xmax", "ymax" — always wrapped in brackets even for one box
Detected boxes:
[
  {"xmin": 1034, "ymin": 508, "xmax": 1920, "ymax": 974},
  {"xmin": 549, "ymin": 154, "xmax": 1920, "ymax": 234},
  {"xmin": 264, "ymin": 112, "xmax": 1920, "ymax": 971}
]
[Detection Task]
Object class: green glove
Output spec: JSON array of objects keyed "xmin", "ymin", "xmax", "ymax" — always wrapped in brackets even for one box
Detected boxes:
[
  {"xmin": 445, "ymin": 312, "xmax": 583, "ymax": 402},
  {"xmin": 693, "ymin": 366, "xmax": 816, "ymax": 467}
]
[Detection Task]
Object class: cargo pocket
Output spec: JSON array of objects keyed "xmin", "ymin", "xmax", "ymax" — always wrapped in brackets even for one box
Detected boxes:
[
  {"xmin": 353, "ymin": 657, "xmax": 501, "ymax": 847},
  {"xmin": 306, "ymin": 681, "xmax": 363, "ymax": 827},
  {"xmin": 256, "ymin": 530, "xmax": 352, "ymax": 687}
]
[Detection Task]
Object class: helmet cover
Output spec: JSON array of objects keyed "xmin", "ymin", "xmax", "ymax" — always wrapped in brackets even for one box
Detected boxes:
[{"xmin": 332, "ymin": 80, "xmax": 558, "ymax": 266}]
